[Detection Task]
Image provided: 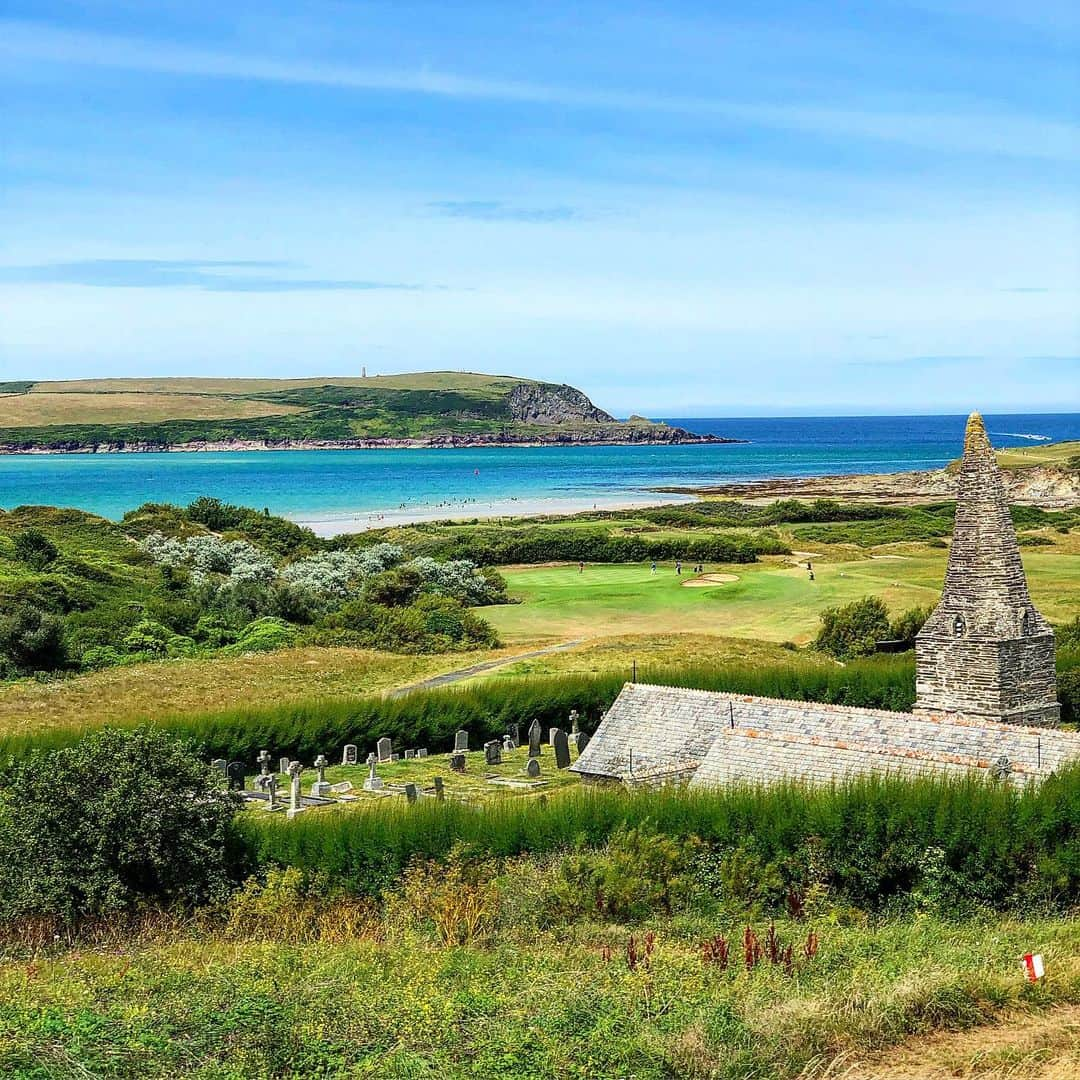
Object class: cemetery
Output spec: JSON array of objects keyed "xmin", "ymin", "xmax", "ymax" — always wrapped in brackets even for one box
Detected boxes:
[{"xmin": 224, "ymin": 720, "xmax": 586, "ymax": 813}]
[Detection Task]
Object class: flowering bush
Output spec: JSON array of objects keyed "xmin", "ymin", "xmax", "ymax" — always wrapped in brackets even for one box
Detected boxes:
[
  {"xmin": 140, "ymin": 533, "xmax": 275, "ymax": 584},
  {"xmin": 405, "ymin": 557, "xmax": 507, "ymax": 606},
  {"xmin": 280, "ymin": 545, "xmax": 403, "ymax": 601}
]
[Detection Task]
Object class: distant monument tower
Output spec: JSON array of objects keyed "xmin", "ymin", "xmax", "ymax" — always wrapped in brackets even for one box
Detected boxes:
[{"xmin": 914, "ymin": 412, "xmax": 1059, "ymax": 727}]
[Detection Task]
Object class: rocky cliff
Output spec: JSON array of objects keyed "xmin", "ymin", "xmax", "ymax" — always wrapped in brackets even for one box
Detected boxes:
[{"xmin": 507, "ymin": 383, "xmax": 615, "ymax": 424}]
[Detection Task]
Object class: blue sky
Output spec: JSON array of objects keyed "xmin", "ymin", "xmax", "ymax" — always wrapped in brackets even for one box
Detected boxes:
[{"xmin": 1, "ymin": 2, "xmax": 1077, "ymax": 415}]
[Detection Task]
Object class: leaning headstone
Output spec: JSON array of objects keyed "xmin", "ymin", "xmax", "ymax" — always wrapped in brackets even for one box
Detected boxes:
[
  {"xmin": 287, "ymin": 761, "xmax": 305, "ymax": 818},
  {"xmin": 524, "ymin": 758, "xmax": 541, "ymax": 778},
  {"xmin": 342, "ymin": 743, "xmax": 358, "ymax": 766},
  {"xmin": 311, "ymin": 753, "xmax": 331, "ymax": 797},
  {"xmin": 279, "ymin": 756, "xmax": 291, "ymax": 776},
  {"xmin": 484, "ymin": 739, "xmax": 502, "ymax": 766},
  {"xmin": 211, "ymin": 758, "xmax": 227, "ymax": 778},
  {"xmin": 527, "ymin": 719, "xmax": 542, "ymax": 758},
  {"xmin": 433, "ymin": 776, "xmax": 445, "ymax": 800},
  {"xmin": 454, "ymin": 730, "xmax": 469, "ymax": 753},
  {"xmin": 226, "ymin": 761, "xmax": 246, "ymax": 791},
  {"xmin": 363, "ymin": 752, "xmax": 384, "ymax": 792},
  {"xmin": 258, "ymin": 773, "xmax": 280, "ymax": 810},
  {"xmin": 450, "ymin": 752, "xmax": 466, "ymax": 773},
  {"xmin": 329, "ymin": 780, "xmax": 353, "ymax": 794},
  {"xmin": 404, "ymin": 783, "xmax": 418, "ymax": 804},
  {"xmin": 553, "ymin": 729, "xmax": 571, "ymax": 769},
  {"xmin": 376, "ymin": 737, "xmax": 392, "ymax": 763},
  {"xmin": 257, "ymin": 749, "xmax": 272, "ymax": 776}
]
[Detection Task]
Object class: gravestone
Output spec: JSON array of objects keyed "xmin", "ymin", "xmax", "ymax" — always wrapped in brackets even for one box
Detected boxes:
[
  {"xmin": 524, "ymin": 758, "xmax": 541, "ymax": 779},
  {"xmin": 257, "ymin": 749, "xmax": 272, "ymax": 776},
  {"xmin": 574, "ymin": 730, "xmax": 590, "ymax": 754},
  {"xmin": 342, "ymin": 744, "xmax": 358, "ymax": 766},
  {"xmin": 258, "ymin": 773, "xmax": 280, "ymax": 810},
  {"xmin": 502, "ymin": 735, "xmax": 514, "ymax": 753},
  {"xmin": 433, "ymin": 776, "xmax": 445, "ymax": 800},
  {"xmin": 363, "ymin": 752, "xmax": 384, "ymax": 791},
  {"xmin": 450, "ymin": 752, "xmax": 466, "ymax": 773},
  {"xmin": 211, "ymin": 758, "xmax": 227, "ymax": 778},
  {"xmin": 287, "ymin": 761, "xmax": 305, "ymax": 818},
  {"xmin": 226, "ymin": 761, "xmax": 246, "ymax": 791},
  {"xmin": 279, "ymin": 756, "xmax": 291, "ymax": 776},
  {"xmin": 329, "ymin": 780, "xmax": 353, "ymax": 794},
  {"xmin": 506, "ymin": 722, "xmax": 520, "ymax": 746},
  {"xmin": 553, "ymin": 729, "xmax": 571, "ymax": 769},
  {"xmin": 548, "ymin": 727, "xmax": 559, "ymax": 747},
  {"xmin": 484, "ymin": 740, "xmax": 502, "ymax": 766},
  {"xmin": 311, "ymin": 754, "xmax": 331, "ymax": 797},
  {"xmin": 404, "ymin": 749, "xmax": 415, "ymax": 759},
  {"xmin": 417, "ymin": 748, "xmax": 428, "ymax": 758},
  {"xmin": 454, "ymin": 730, "xmax": 469, "ymax": 753},
  {"xmin": 404, "ymin": 783, "xmax": 418, "ymax": 804},
  {"xmin": 527, "ymin": 719, "xmax": 542, "ymax": 758},
  {"xmin": 376, "ymin": 737, "xmax": 392, "ymax": 763},
  {"xmin": 569, "ymin": 709, "xmax": 580, "ymax": 734}
]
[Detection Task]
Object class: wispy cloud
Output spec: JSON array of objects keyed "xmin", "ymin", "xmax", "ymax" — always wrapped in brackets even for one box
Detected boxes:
[
  {"xmin": 0, "ymin": 259, "xmax": 425, "ymax": 292},
  {"xmin": 4, "ymin": 20, "xmax": 1077, "ymax": 162},
  {"xmin": 428, "ymin": 201, "xmax": 581, "ymax": 223}
]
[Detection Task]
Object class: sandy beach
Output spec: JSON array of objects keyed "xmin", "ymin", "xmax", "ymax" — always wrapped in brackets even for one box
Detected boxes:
[{"xmin": 290, "ymin": 492, "xmax": 695, "ymax": 537}]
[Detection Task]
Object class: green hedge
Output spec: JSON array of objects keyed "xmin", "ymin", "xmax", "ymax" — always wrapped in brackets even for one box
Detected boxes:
[{"xmin": 240, "ymin": 765, "xmax": 1080, "ymax": 911}]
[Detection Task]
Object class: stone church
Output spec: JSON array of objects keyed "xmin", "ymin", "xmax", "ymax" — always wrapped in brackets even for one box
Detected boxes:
[{"xmin": 571, "ymin": 414, "xmax": 1076, "ymax": 789}]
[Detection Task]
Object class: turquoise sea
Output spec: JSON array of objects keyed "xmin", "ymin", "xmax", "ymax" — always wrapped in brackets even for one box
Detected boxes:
[{"xmin": 1, "ymin": 413, "xmax": 1078, "ymax": 535}]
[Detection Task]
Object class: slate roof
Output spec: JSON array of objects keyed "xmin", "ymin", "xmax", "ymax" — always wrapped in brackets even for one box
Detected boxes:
[{"xmin": 570, "ymin": 683, "xmax": 1080, "ymax": 788}]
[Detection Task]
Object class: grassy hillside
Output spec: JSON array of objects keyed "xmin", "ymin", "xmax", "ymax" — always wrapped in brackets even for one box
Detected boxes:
[{"xmin": 0, "ymin": 372, "xmax": 692, "ymax": 450}]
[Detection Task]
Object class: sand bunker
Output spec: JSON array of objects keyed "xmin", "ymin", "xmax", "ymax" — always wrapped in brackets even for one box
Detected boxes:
[{"xmin": 683, "ymin": 573, "xmax": 740, "ymax": 587}]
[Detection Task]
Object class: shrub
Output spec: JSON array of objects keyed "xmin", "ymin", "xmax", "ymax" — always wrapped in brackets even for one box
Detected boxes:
[
  {"xmin": 888, "ymin": 604, "xmax": 934, "ymax": 649},
  {"xmin": 221, "ymin": 617, "xmax": 297, "ymax": 655},
  {"xmin": 552, "ymin": 822, "xmax": 700, "ymax": 920},
  {"xmin": 121, "ymin": 619, "xmax": 173, "ymax": 656},
  {"xmin": 0, "ymin": 728, "xmax": 240, "ymax": 923},
  {"xmin": 80, "ymin": 645, "xmax": 123, "ymax": 672},
  {"xmin": 814, "ymin": 597, "xmax": 891, "ymax": 659},
  {"xmin": 0, "ymin": 603, "xmax": 66, "ymax": 674},
  {"xmin": 12, "ymin": 528, "xmax": 58, "ymax": 570}
]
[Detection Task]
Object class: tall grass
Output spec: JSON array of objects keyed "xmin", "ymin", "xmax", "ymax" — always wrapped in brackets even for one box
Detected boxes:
[
  {"xmin": 240, "ymin": 765, "xmax": 1080, "ymax": 910},
  {"xmin": 0, "ymin": 654, "xmax": 917, "ymax": 761}
]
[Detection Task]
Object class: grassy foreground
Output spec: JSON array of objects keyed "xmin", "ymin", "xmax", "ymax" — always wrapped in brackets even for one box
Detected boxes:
[{"xmin": 0, "ymin": 915, "xmax": 1075, "ymax": 1079}]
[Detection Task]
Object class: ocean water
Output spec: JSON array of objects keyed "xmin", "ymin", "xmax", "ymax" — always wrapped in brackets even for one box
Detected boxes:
[{"xmin": 1, "ymin": 413, "xmax": 1077, "ymax": 534}]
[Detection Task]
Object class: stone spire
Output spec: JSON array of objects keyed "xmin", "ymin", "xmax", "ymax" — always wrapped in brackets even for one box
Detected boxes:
[{"xmin": 914, "ymin": 412, "xmax": 1059, "ymax": 726}]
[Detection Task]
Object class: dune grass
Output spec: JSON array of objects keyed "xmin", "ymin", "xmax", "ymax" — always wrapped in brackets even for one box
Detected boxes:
[{"xmin": 0, "ymin": 646, "xmax": 510, "ymax": 738}]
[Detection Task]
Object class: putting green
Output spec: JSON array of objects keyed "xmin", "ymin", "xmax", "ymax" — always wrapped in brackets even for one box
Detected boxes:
[{"xmin": 483, "ymin": 551, "xmax": 1080, "ymax": 646}]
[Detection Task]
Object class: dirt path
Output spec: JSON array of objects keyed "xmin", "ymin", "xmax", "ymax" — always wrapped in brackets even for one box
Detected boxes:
[
  {"xmin": 386, "ymin": 639, "xmax": 585, "ymax": 698},
  {"xmin": 813, "ymin": 1005, "xmax": 1080, "ymax": 1079}
]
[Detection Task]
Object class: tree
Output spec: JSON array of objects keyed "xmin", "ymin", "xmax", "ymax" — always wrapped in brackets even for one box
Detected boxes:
[
  {"xmin": 12, "ymin": 528, "xmax": 58, "ymax": 570},
  {"xmin": 0, "ymin": 603, "xmax": 66, "ymax": 674},
  {"xmin": 889, "ymin": 604, "xmax": 934, "ymax": 649},
  {"xmin": 813, "ymin": 596, "xmax": 891, "ymax": 659},
  {"xmin": 0, "ymin": 728, "xmax": 241, "ymax": 923}
]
